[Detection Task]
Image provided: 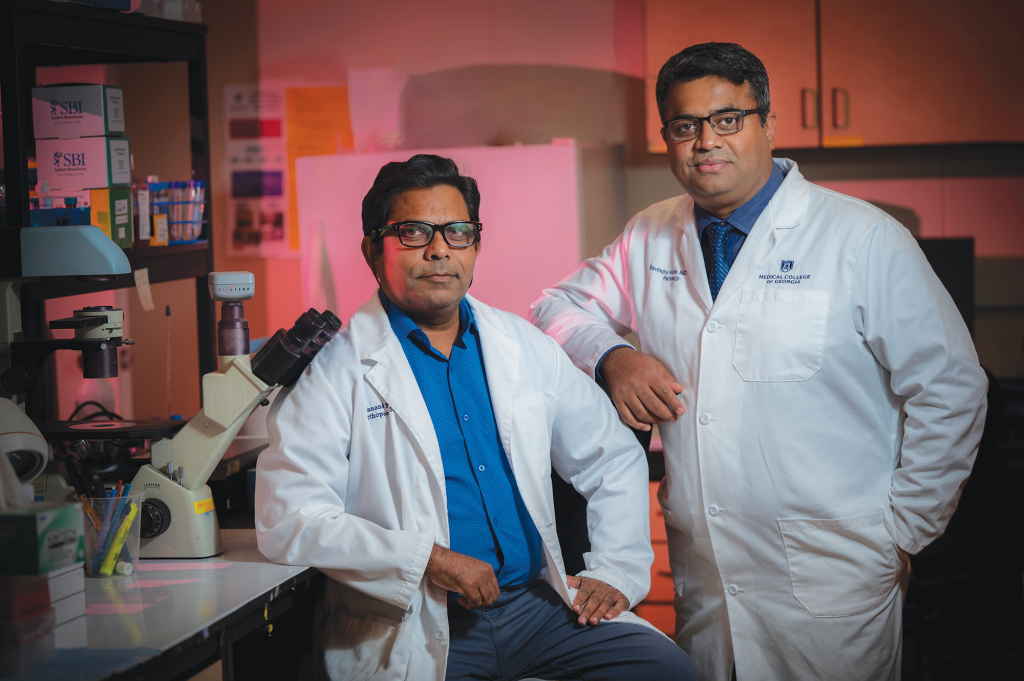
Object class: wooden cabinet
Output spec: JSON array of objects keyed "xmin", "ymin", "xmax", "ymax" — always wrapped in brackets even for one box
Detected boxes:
[
  {"xmin": 644, "ymin": 0, "xmax": 819, "ymax": 153},
  {"xmin": 645, "ymin": 0, "xmax": 1024, "ymax": 150},
  {"xmin": 820, "ymin": 0, "xmax": 1024, "ymax": 147}
]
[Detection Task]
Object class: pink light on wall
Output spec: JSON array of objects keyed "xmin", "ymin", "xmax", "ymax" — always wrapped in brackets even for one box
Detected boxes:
[
  {"xmin": 295, "ymin": 144, "xmax": 583, "ymax": 323},
  {"xmin": 814, "ymin": 176, "xmax": 1024, "ymax": 257}
]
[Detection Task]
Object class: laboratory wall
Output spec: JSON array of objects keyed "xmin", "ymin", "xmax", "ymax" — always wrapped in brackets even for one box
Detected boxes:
[
  {"xmin": 233, "ymin": 0, "xmax": 1022, "ymax": 378},
  {"xmin": 54, "ymin": 0, "xmax": 1022, "ymax": 423}
]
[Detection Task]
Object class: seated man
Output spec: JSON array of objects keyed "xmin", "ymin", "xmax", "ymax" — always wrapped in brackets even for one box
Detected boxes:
[{"xmin": 255, "ymin": 154, "xmax": 696, "ymax": 681}]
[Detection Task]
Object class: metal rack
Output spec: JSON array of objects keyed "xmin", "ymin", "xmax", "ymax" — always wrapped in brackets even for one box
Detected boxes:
[{"xmin": 0, "ymin": 0, "xmax": 217, "ymax": 414}]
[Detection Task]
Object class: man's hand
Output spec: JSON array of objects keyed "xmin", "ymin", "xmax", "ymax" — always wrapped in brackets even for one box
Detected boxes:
[
  {"xmin": 424, "ymin": 544, "xmax": 500, "ymax": 610},
  {"xmin": 601, "ymin": 347, "xmax": 685, "ymax": 431},
  {"xmin": 567, "ymin": 575, "xmax": 629, "ymax": 625}
]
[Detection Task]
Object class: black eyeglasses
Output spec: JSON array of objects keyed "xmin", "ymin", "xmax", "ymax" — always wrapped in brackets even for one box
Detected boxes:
[
  {"xmin": 373, "ymin": 221, "xmax": 482, "ymax": 248},
  {"xmin": 663, "ymin": 109, "xmax": 765, "ymax": 142}
]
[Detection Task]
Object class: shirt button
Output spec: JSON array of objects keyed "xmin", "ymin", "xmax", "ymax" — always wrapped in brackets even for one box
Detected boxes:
[
  {"xmin": 463, "ymin": 414, "xmax": 469, "ymax": 421},
  {"xmin": 478, "ymin": 465, "xmax": 486, "ymax": 472},
  {"xmin": 706, "ymin": 321, "xmax": 717, "ymax": 333},
  {"xmin": 708, "ymin": 505, "xmax": 720, "ymax": 517},
  {"xmin": 699, "ymin": 413, "xmax": 711, "ymax": 425},
  {"xmin": 435, "ymin": 630, "xmax": 444, "ymax": 640},
  {"xmin": 727, "ymin": 584, "xmax": 739, "ymax": 596}
]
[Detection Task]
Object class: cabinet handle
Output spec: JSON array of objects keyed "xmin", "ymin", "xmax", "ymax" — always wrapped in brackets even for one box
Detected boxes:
[
  {"xmin": 832, "ymin": 87, "xmax": 850, "ymax": 130},
  {"xmin": 801, "ymin": 88, "xmax": 819, "ymax": 130}
]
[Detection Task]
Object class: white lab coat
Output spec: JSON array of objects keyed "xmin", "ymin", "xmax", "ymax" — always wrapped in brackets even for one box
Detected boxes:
[
  {"xmin": 530, "ymin": 159, "xmax": 988, "ymax": 681},
  {"xmin": 256, "ymin": 292, "xmax": 659, "ymax": 681}
]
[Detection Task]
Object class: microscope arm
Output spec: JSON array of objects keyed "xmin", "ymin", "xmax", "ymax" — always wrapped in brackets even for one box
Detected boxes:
[{"xmin": 150, "ymin": 355, "xmax": 275, "ymax": 490}]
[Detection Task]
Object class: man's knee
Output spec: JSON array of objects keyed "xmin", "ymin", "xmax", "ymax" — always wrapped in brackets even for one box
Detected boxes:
[{"xmin": 629, "ymin": 628, "xmax": 697, "ymax": 681}]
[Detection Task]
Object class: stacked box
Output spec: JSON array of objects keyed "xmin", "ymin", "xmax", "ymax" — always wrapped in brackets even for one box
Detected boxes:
[
  {"xmin": 36, "ymin": 137, "xmax": 131, "ymax": 191},
  {"xmin": 32, "ymin": 84, "xmax": 125, "ymax": 140},
  {"xmin": 91, "ymin": 187, "xmax": 134, "ymax": 248}
]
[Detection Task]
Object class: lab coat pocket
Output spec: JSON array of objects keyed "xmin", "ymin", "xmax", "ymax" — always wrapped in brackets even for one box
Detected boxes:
[
  {"xmin": 513, "ymin": 391, "xmax": 559, "ymax": 478},
  {"xmin": 778, "ymin": 511, "xmax": 898, "ymax": 618},
  {"xmin": 733, "ymin": 289, "xmax": 830, "ymax": 381},
  {"xmin": 320, "ymin": 581, "xmax": 407, "ymax": 680}
]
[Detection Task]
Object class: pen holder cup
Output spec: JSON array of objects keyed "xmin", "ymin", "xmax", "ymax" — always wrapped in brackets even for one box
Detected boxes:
[{"xmin": 82, "ymin": 492, "xmax": 145, "ymax": 578}]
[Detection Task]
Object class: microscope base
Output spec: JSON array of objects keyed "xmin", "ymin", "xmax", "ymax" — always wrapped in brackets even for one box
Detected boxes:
[{"xmin": 135, "ymin": 465, "xmax": 223, "ymax": 558}]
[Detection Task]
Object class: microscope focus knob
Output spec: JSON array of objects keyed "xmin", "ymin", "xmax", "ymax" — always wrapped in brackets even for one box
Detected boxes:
[
  {"xmin": 1, "ymin": 366, "xmax": 31, "ymax": 395},
  {"xmin": 140, "ymin": 498, "xmax": 172, "ymax": 539}
]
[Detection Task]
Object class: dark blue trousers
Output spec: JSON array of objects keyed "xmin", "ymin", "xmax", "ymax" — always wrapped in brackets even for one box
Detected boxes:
[{"xmin": 445, "ymin": 580, "xmax": 697, "ymax": 681}]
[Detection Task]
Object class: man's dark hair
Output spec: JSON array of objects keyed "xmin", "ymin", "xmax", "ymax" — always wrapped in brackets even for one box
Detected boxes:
[
  {"xmin": 655, "ymin": 42, "xmax": 770, "ymax": 126},
  {"xmin": 361, "ymin": 154, "xmax": 481, "ymax": 242}
]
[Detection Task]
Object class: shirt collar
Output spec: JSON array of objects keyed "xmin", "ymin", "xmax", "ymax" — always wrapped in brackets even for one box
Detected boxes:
[
  {"xmin": 694, "ymin": 162, "xmax": 786, "ymax": 240},
  {"xmin": 380, "ymin": 290, "xmax": 476, "ymax": 351}
]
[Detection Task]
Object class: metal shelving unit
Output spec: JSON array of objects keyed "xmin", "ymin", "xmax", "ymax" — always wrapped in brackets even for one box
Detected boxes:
[{"xmin": 0, "ymin": 0, "xmax": 217, "ymax": 412}]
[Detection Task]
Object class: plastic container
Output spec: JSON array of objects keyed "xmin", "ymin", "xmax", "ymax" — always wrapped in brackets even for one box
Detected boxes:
[{"xmin": 82, "ymin": 492, "xmax": 143, "ymax": 578}]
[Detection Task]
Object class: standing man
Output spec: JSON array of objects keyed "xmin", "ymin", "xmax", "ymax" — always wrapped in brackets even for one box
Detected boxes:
[
  {"xmin": 256, "ymin": 155, "xmax": 695, "ymax": 681},
  {"xmin": 531, "ymin": 43, "xmax": 987, "ymax": 681}
]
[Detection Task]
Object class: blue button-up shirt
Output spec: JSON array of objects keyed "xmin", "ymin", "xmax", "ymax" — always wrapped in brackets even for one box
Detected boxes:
[
  {"xmin": 694, "ymin": 162, "xmax": 786, "ymax": 277},
  {"xmin": 383, "ymin": 293, "xmax": 543, "ymax": 589}
]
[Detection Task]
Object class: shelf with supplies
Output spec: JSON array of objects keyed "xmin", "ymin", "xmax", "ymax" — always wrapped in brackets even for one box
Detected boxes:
[
  {"xmin": 1, "ymin": 0, "xmax": 217, "ymax": 387},
  {"xmin": 17, "ymin": 241, "xmax": 211, "ymax": 302}
]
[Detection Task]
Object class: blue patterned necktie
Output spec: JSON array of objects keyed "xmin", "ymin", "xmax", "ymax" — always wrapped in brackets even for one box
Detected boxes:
[{"xmin": 707, "ymin": 222, "xmax": 732, "ymax": 301}]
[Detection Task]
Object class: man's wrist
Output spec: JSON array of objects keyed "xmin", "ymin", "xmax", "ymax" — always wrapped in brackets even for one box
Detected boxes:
[{"xmin": 595, "ymin": 344, "xmax": 634, "ymax": 381}]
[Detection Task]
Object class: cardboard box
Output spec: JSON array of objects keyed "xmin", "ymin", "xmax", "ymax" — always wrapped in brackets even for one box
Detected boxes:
[
  {"xmin": 32, "ymin": 84, "xmax": 125, "ymax": 139},
  {"xmin": 91, "ymin": 187, "xmax": 134, "ymax": 248},
  {"xmin": 0, "ymin": 504, "xmax": 85, "ymax": 576},
  {"xmin": 36, "ymin": 137, "xmax": 131, "ymax": 190}
]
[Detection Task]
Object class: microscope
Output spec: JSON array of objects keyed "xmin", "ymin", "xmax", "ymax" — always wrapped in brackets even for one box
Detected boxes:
[
  {"xmin": 132, "ymin": 272, "xmax": 340, "ymax": 558},
  {"xmin": 2, "ymin": 265, "xmax": 340, "ymax": 558}
]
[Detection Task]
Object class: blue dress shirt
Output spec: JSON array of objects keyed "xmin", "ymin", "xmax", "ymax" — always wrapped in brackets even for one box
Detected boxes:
[
  {"xmin": 383, "ymin": 293, "xmax": 543, "ymax": 589},
  {"xmin": 694, "ymin": 162, "xmax": 785, "ymax": 278},
  {"xmin": 596, "ymin": 163, "xmax": 787, "ymax": 380}
]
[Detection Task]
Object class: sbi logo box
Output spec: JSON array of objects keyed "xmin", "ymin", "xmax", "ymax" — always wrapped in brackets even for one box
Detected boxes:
[
  {"xmin": 36, "ymin": 137, "xmax": 132, "ymax": 191},
  {"xmin": 32, "ymin": 84, "xmax": 126, "ymax": 139}
]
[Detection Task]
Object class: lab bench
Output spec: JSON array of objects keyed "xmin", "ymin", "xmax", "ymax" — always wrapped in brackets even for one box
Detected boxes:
[{"xmin": 13, "ymin": 530, "xmax": 322, "ymax": 681}]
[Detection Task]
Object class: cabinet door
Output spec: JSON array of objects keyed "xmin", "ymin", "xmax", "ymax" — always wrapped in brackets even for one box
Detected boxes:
[
  {"xmin": 644, "ymin": 0, "xmax": 819, "ymax": 153},
  {"xmin": 820, "ymin": 0, "xmax": 1024, "ymax": 146}
]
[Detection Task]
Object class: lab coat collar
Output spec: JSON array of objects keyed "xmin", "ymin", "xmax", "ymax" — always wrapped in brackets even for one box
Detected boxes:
[
  {"xmin": 351, "ymin": 293, "xmax": 449, "ymax": 532},
  {"xmin": 347, "ymin": 291, "xmax": 523, "ymax": 525},
  {"xmin": 465, "ymin": 296, "xmax": 520, "ymax": 473},
  {"xmin": 676, "ymin": 159, "xmax": 810, "ymax": 310}
]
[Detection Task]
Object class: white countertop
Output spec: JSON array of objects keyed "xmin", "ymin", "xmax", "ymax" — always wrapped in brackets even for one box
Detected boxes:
[{"xmin": 13, "ymin": 529, "xmax": 315, "ymax": 680}]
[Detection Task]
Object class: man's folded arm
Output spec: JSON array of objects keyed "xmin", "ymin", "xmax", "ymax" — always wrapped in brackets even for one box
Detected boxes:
[
  {"xmin": 255, "ymin": 365, "xmax": 433, "ymax": 611},
  {"xmin": 530, "ymin": 231, "xmax": 638, "ymax": 378},
  {"xmin": 543, "ymin": 334, "xmax": 653, "ymax": 608}
]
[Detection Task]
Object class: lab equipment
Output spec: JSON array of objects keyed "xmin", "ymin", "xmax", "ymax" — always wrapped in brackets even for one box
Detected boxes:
[
  {"xmin": 1, "ymin": 306, "xmax": 135, "ymax": 398},
  {"xmin": 0, "ymin": 225, "xmax": 131, "ymax": 278},
  {"xmin": 131, "ymin": 271, "xmax": 342, "ymax": 558},
  {"xmin": 0, "ymin": 398, "xmax": 48, "ymax": 487}
]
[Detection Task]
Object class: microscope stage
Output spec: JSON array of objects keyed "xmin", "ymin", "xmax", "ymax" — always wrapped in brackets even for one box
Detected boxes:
[{"xmin": 38, "ymin": 418, "xmax": 188, "ymax": 440}]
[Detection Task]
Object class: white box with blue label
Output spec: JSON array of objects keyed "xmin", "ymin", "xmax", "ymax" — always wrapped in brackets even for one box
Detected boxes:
[
  {"xmin": 32, "ymin": 84, "xmax": 125, "ymax": 139},
  {"xmin": 36, "ymin": 137, "xmax": 131, "ymax": 191}
]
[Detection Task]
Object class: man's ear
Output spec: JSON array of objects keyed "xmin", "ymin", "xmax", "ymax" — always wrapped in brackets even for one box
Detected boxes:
[
  {"xmin": 360, "ymin": 236, "xmax": 378, "ymax": 276},
  {"xmin": 764, "ymin": 110, "xmax": 778, "ymax": 151}
]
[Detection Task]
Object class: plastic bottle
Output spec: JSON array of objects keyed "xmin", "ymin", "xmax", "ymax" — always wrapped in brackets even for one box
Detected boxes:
[{"xmin": 131, "ymin": 158, "xmax": 151, "ymax": 248}]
